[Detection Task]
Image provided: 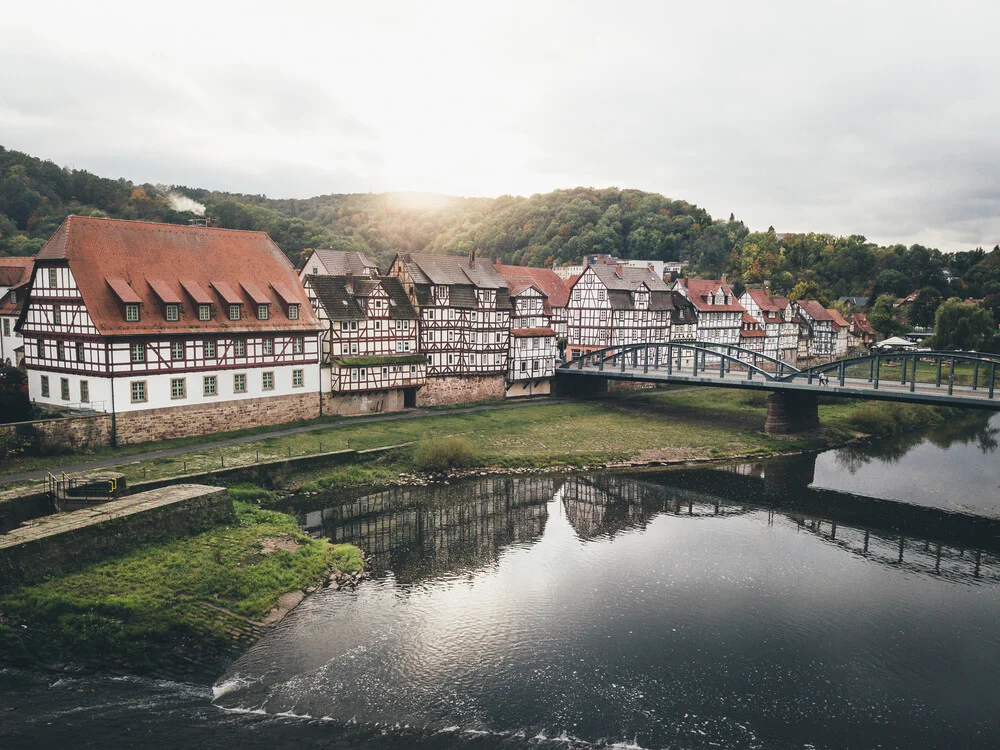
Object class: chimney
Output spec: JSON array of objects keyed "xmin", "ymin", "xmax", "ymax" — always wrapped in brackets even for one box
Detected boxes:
[
  {"xmin": 615, "ymin": 265, "xmax": 623, "ymax": 279},
  {"xmin": 345, "ymin": 269, "xmax": 354, "ymax": 294},
  {"xmin": 469, "ymin": 248, "xmax": 476, "ymax": 267}
]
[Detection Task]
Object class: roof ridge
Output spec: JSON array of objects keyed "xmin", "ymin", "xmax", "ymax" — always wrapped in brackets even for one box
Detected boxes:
[{"xmin": 64, "ymin": 214, "xmax": 271, "ymax": 237}]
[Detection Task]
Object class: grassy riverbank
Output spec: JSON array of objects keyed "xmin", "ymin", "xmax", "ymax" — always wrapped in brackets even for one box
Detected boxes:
[
  {"xmin": 0, "ymin": 501, "xmax": 361, "ymax": 678},
  {"xmin": 1, "ymin": 390, "xmax": 974, "ymax": 494}
]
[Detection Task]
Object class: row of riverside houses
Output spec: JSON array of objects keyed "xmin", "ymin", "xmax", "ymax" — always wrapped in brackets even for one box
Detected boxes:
[{"xmin": 11, "ymin": 217, "xmax": 871, "ymax": 446}]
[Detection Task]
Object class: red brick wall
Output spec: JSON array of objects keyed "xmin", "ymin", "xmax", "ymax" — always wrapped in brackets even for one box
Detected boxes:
[{"xmin": 416, "ymin": 375, "xmax": 506, "ymax": 407}]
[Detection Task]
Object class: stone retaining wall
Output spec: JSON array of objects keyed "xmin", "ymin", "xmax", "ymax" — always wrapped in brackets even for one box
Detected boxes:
[
  {"xmin": 417, "ymin": 374, "xmax": 506, "ymax": 406},
  {"xmin": 321, "ymin": 389, "xmax": 405, "ymax": 416},
  {"xmin": 0, "ymin": 484, "xmax": 233, "ymax": 588}
]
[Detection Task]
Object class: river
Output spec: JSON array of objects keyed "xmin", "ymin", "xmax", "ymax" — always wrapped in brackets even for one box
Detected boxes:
[{"xmin": 2, "ymin": 413, "xmax": 999, "ymax": 749}]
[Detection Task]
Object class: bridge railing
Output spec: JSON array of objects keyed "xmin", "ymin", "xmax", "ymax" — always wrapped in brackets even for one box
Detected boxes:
[
  {"xmin": 564, "ymin": 342, "xmax": 800, "ymax": 382},
  {"xmin": 782, "ymin": 350, "xmax": 998, "ymax": 398}
]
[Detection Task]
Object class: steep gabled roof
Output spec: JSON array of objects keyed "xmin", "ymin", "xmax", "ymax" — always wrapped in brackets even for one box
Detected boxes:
[
  {"xmin": 307, "ymin": 249, "xmax": 377, "ymax": 277},
  {"xmin": 404, "ymin": 253, "xmax": 507, "ymax": 290},
  {"xmin": 589, "ymin": 264, "xmax": 670, "ymax": 292},
  {"xmin": 32, "ymin": 216, "xmax": 319, "ymax": 334},
  {"xmin": 0, "ymin": 257, "xmax": 33, "ymax": 288},
  {"xmin": 745, "ymin": 288, "xmax": 784, "ymax": 312},
  {"xmin": 826, "ymin": 308, "xmax": 851, "ymax": 329},
  {"xmin": 795, "ymin": 299, "xmax": 834, "ymax": 322},
  {"xmin": 494, "ymin": 262, "xmax": 570, "ymax": 309},
  {"xmin": 306, "ymin": 274, "xmax": 418, "ymax": 321},
  {"xmin": 678, "ymin": 278, "xmax": 745, "ymax": 312}
]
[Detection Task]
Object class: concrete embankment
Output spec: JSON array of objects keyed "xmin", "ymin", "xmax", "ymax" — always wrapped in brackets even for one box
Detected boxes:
[{"xmin": 0, "ymin": 484, "xmax": 232, "ymax": 587}]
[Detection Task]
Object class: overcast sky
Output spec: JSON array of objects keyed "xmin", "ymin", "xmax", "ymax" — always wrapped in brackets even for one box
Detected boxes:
[{"xmin": 3, "ymin": 0, "xmax": 999, "ymax": 251}]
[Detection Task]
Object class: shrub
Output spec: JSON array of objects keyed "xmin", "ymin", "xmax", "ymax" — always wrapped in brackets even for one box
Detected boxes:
[
  {"xmin": 412, "ymin": 436, "xmax": 477, "ymax": 473},
  {"xmin": 847, "ymin": 401, "xmax": 946, "ymax": 437},
  {"xmin": 226, "ymin": 484, "xmax": 278, "ymax": 505}
]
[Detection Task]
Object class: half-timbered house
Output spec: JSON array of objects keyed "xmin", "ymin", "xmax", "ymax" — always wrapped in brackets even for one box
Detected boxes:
[
  {"xmin": 826, "ymin": 307, "xmax": 854, "ymax": 356},
  {"xmin": 388, "ymin": 251, "xmax": 511, "ymax": 405},
  {"xmin": 771, "ymin": 296, "xmax": 801, "ymax": 363},
  {"xmin": 793, "ymin": 299, "xmax": 835, "ymax": 358},
  {"xmin": 850, "ymin": 312, "xmax": 876, "ymax": 347},
  {"xmin": 0, "ymin": 257, "xmax": 33, "ymax": 367},
  {"xmin": 302, "ymin": 251, "xmax": 426, "ymax": 414},
  {"xmin": 738, "ymin": 288, "xmax": 783, "ymax": 359},
  {"xmin": 565, "ymin": 264, "xmax": 681, "ymax": 359},
  {"xmin": 493, "ymin": 261, "xmax": 570, "ymax": 340},
  {"xmin": 16, "ymin": 217, "xmax": 322, "ymax": 443},
  {"xmin": 676, "ymin": 278, "xmax": 744, "ymax": 345},
  {"xmin": 739, "ymin": 312, "xmax": 767, "ymax": 355},
  {"xmin": 500, "ymin": 278, "xmax": 558, "ymax": 397},
  {"xmin": 299, "ymin": 248, "xmax": 378, "ymax": 280}
]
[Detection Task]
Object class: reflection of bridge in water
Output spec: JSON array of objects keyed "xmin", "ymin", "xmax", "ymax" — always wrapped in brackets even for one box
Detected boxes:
[{"xmin": 296, "ymin": 457, "xmax": 1000, "ymax": 585}]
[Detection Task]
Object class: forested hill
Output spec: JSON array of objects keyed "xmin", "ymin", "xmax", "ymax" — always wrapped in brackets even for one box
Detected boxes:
[{"xmin": 2, "ymin": 145, "xmax": 998, "ymax": 303}]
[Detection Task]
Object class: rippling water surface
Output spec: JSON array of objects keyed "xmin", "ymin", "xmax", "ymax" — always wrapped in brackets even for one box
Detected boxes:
[{"xmin": 3, "ymin": 419, "xmax": 1000, "ymax": 749}]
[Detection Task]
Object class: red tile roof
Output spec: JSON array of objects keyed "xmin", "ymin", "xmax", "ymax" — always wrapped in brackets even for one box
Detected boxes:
[
  {"xmin": 33, "ymin": 216, "xmax": 318, "ymax": 335},
  {"xmin": 678, "ymin": 278, "xmax": 745, "ymax": 312},
  {"xmin": 511, "ymin": 327, "xmax": 556, "ymax": 337},
  {"xmin": 826, "ymin": 308, "xmax": 851, "ymax": 328},
  {"xmin": 795, "ymin": 299, "xmax": 834, "ymax": 321},
  {"xmin": 494, "ymin": 261, "xmax": 571, "ymax": 309},
  {"xmin": 148, "ymin": 279, "xmax": 182, "ymax": 304},
  {"xmin": 745, "ymin": 288, "xmax": 784, "ymax": 312},
  {"xmin": 0, "ymin": 257, "xmax": 35, "ymax": 316},
  {"xmin": 741, "ymin": 328, "xmax": 767, "ymax": 337}
]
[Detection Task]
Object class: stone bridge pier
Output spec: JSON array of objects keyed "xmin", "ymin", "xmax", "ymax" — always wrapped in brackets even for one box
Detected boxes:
[{"xmin": 764, "ymin": 391, "xmax": 819, "ymax": 435}]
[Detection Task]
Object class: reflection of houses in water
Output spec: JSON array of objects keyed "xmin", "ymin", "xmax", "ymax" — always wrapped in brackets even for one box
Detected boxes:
[
  {"xmin": 560, "ymin": 475, "xmax": 754, "ymax": 539},
  {"xmin": 788, "ymin": 514, "xmax": 1000, "ymax": 583},
  {"xmin": 300, "ymin": 476, "xmax": 557, "ymax": 582}
]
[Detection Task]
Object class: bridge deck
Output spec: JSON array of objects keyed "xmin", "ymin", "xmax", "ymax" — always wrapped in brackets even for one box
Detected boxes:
[{"xmin": 558, "ymin": 364, "xmax": 1000, "ymax": 410}]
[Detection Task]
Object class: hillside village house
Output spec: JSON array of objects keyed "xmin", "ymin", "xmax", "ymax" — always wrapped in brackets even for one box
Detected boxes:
[
  {"xmin": 495, "ymin": 266, "xmax": 559, "ymax": 397},
  {"xmin": 300, "ymin": 249, "xmax": 426, "ymax": 414},
  {"xmin": 675, "ymin": 278, "xmax": 744, "ymax": 345},
  {"xmin": 739, "ymin": 312, "xmax": 767, "ymax": 355},
  {"xmin": 850, "ymin": 312, "xmax": 876, "ymax": 347},
  {"xmin": 0, "ymin": 257, "xmax": 33, "ymax": 366},
  {"xmin": 16, "ymin": 217, "xmax": 322, "ymax": 443},
  {"xmin": 493, "ymin": 261, "xmax": 570, "ymax": 339},
  {"xmin": 826, "ymin": 307, "xmax": 855, "ymax": 357},
  {"xmin": 388, "ymin": 251, "xmax": 511, "ymax": 405},
  {"xmin": 564, "ymin": 264, "xmax": 688, "ymax": 360},
  {"xmin": 793, "ymin": 299, "xmax": 835, "ymax": 359},
  {"xmin": 738, "ymin": 288, "xmax": 783, "ymax": 359}
]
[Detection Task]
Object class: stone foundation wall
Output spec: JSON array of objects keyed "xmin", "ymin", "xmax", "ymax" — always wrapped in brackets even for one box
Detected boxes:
[
  {"xmin": 0, "ymin": 414, "xmax": 113, "ymax": 456},
  {"xmin": 607, "ymin": 380, "xmax": 655, "ymax": 393},
  {"xmin": 115, "ymin": 392, "xmax": 321, "ymax": 445},
  {"xmin": 416, "ymin": 375, "xmax": 506, "ymax": 407},
  {"xmin": 321, "ymin": 389, "xmax": 405, "ymax": 417}
]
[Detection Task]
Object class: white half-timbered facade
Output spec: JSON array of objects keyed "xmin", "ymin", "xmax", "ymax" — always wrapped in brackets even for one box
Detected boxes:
[
  {"xmin": 303, "ymin": 251, "xmax": 426, "ymax": 402},
  {"xmin": 17, "ymin": 216, "xmax": 322, "ymax": 414},
  {"xmin": 676, "ymin": 278, "xmax": 745, "ymax": 345},
  {"xmin": 493, "ymin": 261, "xmax": 570, "ymax": 340},
  {"xmin": 738, "ymin": 288, "xmax": 783, "ymax": 359},
  {"xmin": 388, "ymin": 251, "xmax": 511, "ymax": 378},
  {"xmin": 0, "ymin": 257, "xmax": 32, "ymax": 367},
  {"xmin": 565, "ymin": 264, "xmax": 686, "ymax": 359},
  {"xmin": 793, "ymin": 300, "xmax": 835, "ymax": 358},
  {"xmin": 505, "ymin": 283, "xmax": 557, "ymax": 396}
]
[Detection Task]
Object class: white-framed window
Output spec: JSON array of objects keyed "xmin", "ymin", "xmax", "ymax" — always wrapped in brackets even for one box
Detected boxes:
[
  {"xmin": 229, "ymin": 304, "xmax": 241, "ymax": 321},
  {"xmin": 292, "ymin": 369, "xmax": 304, "ymax": 387},
  {"xmin": 263, "ymin": 338, "xmax": 274, "ymax": 355},
  {"xmin": 293, "ymin": 337, "xmax": 304, "ymax": 354},
  {"xmin": 126, "ymin": 304, "xmax": 140, "ymax": 322},
  {"xmin": 8, "ymin": 291, "xmax": 14, "ymax": 305},
  {"xmin": 351, "ymin": 369, "xmax": 359, "ymax": 382},
  {"xmin": 573, "ymin": 289, "xmax": 581, "ymax": 301},
  {"xmin": 131, "ymin": 380, "xmax": 147, "ymax": 403},
  {"xmin": 288, "ymin": 304, "xmax": 299, "ymax": 320},
  {"xmin": 130, "ymin": 342, "xmax": 145, "ymax": 363},
  {"xmin": 396, "ymin": 341, "xmax": 403, "ymax": 352},
  {"xmin": 80, "ymin": 380, "xmax": 89, "ymax": 403},
  {"xmin": 350, "ymin": 343, "xmax": 358, "ymax": 354},
  {"xmin": 60, "ymin": 377, "xmax": 70, "ymax": 400},
  {"xmin": 350, "ymin": 321, "xmax": 358, "ymax": 331},
  {"xmin": 427, "ymin": 331, "xmax": 434, "ymax": 342},
  {"xmin": 520, "ymin": 361, "xmax": 527, "ymax": 372},
  {"xmin": 171, "ymin": 341, "xmax": 184, "ymax": 360},
  {"xmin": 198, "ymin": 304, "xmax": 211, "ymax": 321},
  {"xmin": 375, "ymin": 299, "xmax": 382, "ymax": 309},
  {"xmin": 234, "ymin": 373, "xmax": 247, "ymax": 393},
  {"xmin": 341, "ymin": 321, "xmax": 349, "ymax": 331},
  {"xmin": 234, "ymin": 339, "xmax": 246, "ymax": 357},
  {"xmin": 48, "ymin": 268, "xmax": 57, "ymax": 287},
  {"xmin": 381, "ymin": 367, "xmax": 388, "ymax": 377},
  {"xmin": 374, "ymin": 321, "xmax": 381, "ymax": 331},
  {"xmin": 204, "ymin": 340, "xmax": 216, "ymax": 358},
  {"xmin": 171, "ymin": 378, "xmax": 186, "ymax": 399},
  {"xmin": 36, "ymin": 339, "xmax": 44, "ymax": 359},
  {"xmin": 426, "ymin": 355, "xmax": 432, "ymax": 365},
  {"xmin": 359, "ymin": 368, "xmax": 367, "ymax": 379},
  {"xmin": 57, "ymin": 341, "xmax": 65, "ymax": 361},
  {"xmin": 203, "ymin": 375, "xmax": 218, "ymax": 396},
  {"xmin": 166, "ymin": 304, "xmax": 179, "ymax": 322},
  {"xmin": 262, "ymin": 371, "xmax": 274, "ymax": 390},
  {"xmin": 404, "ymin": 341, "xmax": 410, "ymax": 351},
  {"xmin": 52, "ymin": 304, "xmax": 61, "ymax": 326},
  {"xmin": 41, "ymin": 375, "xmax": 50, "ymax": 397},
  {"xmin": 75, "ymin": 341, "xmax": 84, "ymax": 361},
  {"xmin": 410, "ymin": 365, "xmax": 416, "ymax": 373},
  {"xmin": 257, "ymin": 304, "xmax": 269, "ymax": 320},
  {"xmin": 2, "ymin": 319, "xmax": 8, "ymax": 336}
]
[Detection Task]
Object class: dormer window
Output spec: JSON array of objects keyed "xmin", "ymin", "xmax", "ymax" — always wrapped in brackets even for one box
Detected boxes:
[
  {"xmin": 166, "ymin": 304, "xmax": 179, "ymax": 322},
  {"xmin": 198, "ymin": 304, "xmax": 211, "ymax": 321},
  {"xmin": 288, "ymin": 304, "xmax": 299, "ymax": 320},
  {"xmin": 126, "ymin": 304, "xmax": 140, "ymax": 322},
  {"xmin": 257, "ymin": 304, "xmax": 269, "ymax": 320},
  {"xmin": 229, "ymin": 304, "xmax": 241, "ymax": 321}
]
